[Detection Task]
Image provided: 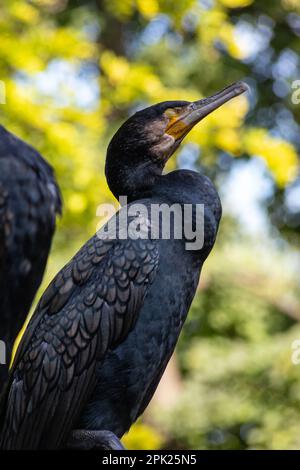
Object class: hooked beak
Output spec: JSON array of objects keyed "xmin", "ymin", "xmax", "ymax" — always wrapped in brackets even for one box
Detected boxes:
[{"xmin": 166, "ymin": 81, "xmax": 249, "ymax": 141}]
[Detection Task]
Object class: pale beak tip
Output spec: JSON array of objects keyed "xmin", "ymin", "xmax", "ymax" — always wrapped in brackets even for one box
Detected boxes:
[{"xmin": 234, "ymin": 80, "xmax": 249, "ymax": 96}]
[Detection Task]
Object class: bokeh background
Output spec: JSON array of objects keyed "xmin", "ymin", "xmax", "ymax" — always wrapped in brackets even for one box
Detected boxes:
[{"xmin": 1, "ymin": 0, "xmax": 300, "ymax": 449}]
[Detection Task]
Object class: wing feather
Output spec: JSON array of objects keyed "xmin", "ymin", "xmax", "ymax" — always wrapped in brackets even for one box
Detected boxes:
[{"xmin": 0, "ymin": 234, "xmax": 159, "ymax": 449}]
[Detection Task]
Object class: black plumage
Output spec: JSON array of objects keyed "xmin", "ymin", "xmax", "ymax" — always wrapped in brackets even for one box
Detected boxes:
[
  {"xmin": 0, "ymin": 125, "xmax": 61, "ymax": 387},
  {"xmin": 0, "ymin": 82, "xmax": 247, "ymax": 449}
]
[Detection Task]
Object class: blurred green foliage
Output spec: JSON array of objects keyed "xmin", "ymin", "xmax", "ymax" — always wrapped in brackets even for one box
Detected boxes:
[
  {"xmin": 156, "ymin": 241, "xmax": 300, "ymax": 449},
  {"xmin": 0, "ymin": 0, "xmax": 300, "ymax": 450}
]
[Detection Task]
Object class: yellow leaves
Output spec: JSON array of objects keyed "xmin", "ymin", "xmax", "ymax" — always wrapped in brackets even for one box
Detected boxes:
[
  {"xmin": 176, "ymin": 94, "xmax": 289, "ymax": 188},
  {"xmin": 187, "ymin": 94, "xmax": 248, "ymax": 154},
  {"xmin": 0, "ymin": 2, "xmax": 94, "ymax": 73},
  {"xmin": 218, "ymin": 0, "xmax": 254, "ymax": 7},
  {"xmin": 197, "ymin": 9, "xmax": 244, "ymax": 59},
  {"xmin": 104, "ymin": 0, "xmax": 191, "ymax": 22},
  {"xmin": 122, "ymin": 422, "xmax": 163, "ymax": 450},
  {"xmin": 136, "ymin": 0, "xmax": 159, "ymax": 18},
  {"xmin": 281, "ymin": 0, "xmax": 300, "ymax": 12},
  {"xmin": 3, "ymin": 80, "xmax": 47, "ymax": 130},
  {"xmin": 101, "ymin": 51, "xmax": 201, "ymax": 110},
  {"xmin": 61, "ymin": 108, "xmax": 105, "ymax": 135},
  {"xmin": 0, "ymin": 35, "xmax": 44, "ymax": 72},
  {"xmin": 244, "ymin": 129, "xmax": 299, "ymax": 186},
  {"xmin": 144, "ymin": 74, "xmax": 164, "ymax": 96},
  {"xmin": 101, "ymin": 51, "xmax": 163, "ymax": 106},
  {"xmin": 67, "ymin": 193, "xmax": 88, "ymax": 214},
  {"xmin": 9, "ymin": 1, "xmax": 40, "ymax": 24},
  {"xmin": 158, "ymin": 0, "xmax": 195, "ymax": 24},
  {"xmin": 218, "ymin": 22, "xmax": 244, "ymax": 59},
  {"xmin": 101, "ymin": 52, "xmax": 130, "ymax": 86},
  {"xmin": 215, "ymin": 127, "xmax": 241, "ymax": 154},
  {"xmin": 44, "ymin": 28, "xmax": 95, "ymax": 60},
  {"xmin": 0, "ymin": 27, "xmax": 94, "ymax": 74},
  {"xmin": 198, "ymin": 10, "xmax": 227, "ymax": 46},
  {"xmin": 2, "ymin": 81, "xmax": 104, "ymax": 232},
  {"xmin": 104, "ymin": 0, "xmax": 135, "ymax": 19},
  {"xmin": 73, "ymin": 167, "xmax": 93, "ymax": 188},
  {"xmin": 209, "ymin": 94, "xmax": 249, "ymax": 128},
  {"xmin": 188, "ymin": 98, "xmax": 298, "ymax": 185},
  {"xmin": 22, "ymin": 27, "xmax": 95, "ymax": 65}
]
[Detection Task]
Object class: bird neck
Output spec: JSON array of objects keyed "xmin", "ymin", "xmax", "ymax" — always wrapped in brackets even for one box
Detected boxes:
[{"xmin": 105, "ymin": 154, "xmax": 164, "ymax": 203}]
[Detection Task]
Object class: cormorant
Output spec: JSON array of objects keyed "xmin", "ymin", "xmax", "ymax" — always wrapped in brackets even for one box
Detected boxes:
[
  {"xmin": 0, "ymin": 81, "xmax": 247, "ymax": 450},
  {"xmin": 0, "ymin": 126, "xmax": 61, "ymax": 388}
]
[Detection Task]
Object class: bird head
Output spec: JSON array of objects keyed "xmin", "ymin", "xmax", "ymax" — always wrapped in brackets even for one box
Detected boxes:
[{"xmin": 106, "ymin": 81, "xmax": 248, "ymax": 200}]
